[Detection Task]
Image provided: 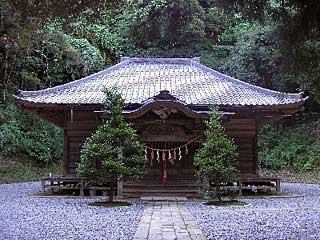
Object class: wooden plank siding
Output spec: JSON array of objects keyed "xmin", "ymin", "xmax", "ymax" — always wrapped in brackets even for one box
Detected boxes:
[
  {"xmin": 63, "ymin": 110, "xmax": 99, "ymax": 175},
  {"xmin": 62, "ymin": 110, "xmax": 259, "ymax": 176},
  {"xmin": 224, "ymin": 118, "xmax": 257, "ymax": 174}
]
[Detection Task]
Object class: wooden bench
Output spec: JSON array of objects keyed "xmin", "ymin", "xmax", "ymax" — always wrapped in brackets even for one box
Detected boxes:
[
  {"xmin": 208, "ymin": 176, "xmax": 280, "ymax": 196},
  {"xmin": 41, "ymin": 176, "xmax": 86, "ymax": 196},
  {"xmin": 238, "ymin": 176, "xmax": 280, "ymax": 196}
]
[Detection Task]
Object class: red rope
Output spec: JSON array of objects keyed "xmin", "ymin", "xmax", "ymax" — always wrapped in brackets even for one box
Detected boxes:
[
  {"xmin": 162, "ymin": 150, "xmax": 167, "ymax": 184},
  {"xmin": 150, "ymin": 144, "xmax": 154, "ymax": 167}
]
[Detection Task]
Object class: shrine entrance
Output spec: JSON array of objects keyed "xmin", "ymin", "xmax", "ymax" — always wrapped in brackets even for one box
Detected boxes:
[
  {"xmin": 144, "ymin": 142, "xmax": 201, "ymax": 184},
  {"xmin": 123, "ymin": 138, "xmax": 202, "ymax": 196},
  {"xmin": 122, "ymin": 93, "xmax": 209, "ymax": 192},
  {"xmin": 121, "ymin": 91, "xmax": 213, "ymax": 195}
]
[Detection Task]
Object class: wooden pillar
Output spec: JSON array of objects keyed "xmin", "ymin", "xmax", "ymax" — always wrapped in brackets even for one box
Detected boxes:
[
  {"xmin": 117, "ymin": 150, "xmax": 123, "ymax": 198},
  {"xmin": 252, "ymin": 136, "xmax": 258, "ymax": 175},
  {"xmin": 63, "ymin": 129, "xmax": 69, "ymax": 176},
  {"xmin": 80, "ymin": 179, "xmax": 84, "ymax": 197},
  {"xmin": 70, "ymin": 108, "xmax": 74, "ymax": 123},
  {"xmin": 238, "ymin": 180, "xmax": 243, "ymax": 196},
  {"xmin": 41, "ymin": 179, "xmax": 46, "ymax": 193},
  {"xmin": 276, "ymin": 179, "xmax": 281, "ymax": 192},
  {"xmin": 117, "ymin": 175, "xmax": 123, "ymax": 198},
  {"xmin": 63, "ymin": 108, "xmax": 69, "ymax": 176}
]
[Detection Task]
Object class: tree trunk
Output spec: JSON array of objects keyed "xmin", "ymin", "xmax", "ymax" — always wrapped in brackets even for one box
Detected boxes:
[
  {"xmin": 1, "ymin": 44, "xmax": 8, "ymax": 104},
  {"xmin": 109, "ymin": 180, "xmax": 114, "ymax": 203},
  {"xmin": 203, "ymin": 176, "xmax": 210, "ymax": 192},
  {"xmin": 216, "ymin": 185, "xmax": 222, "ymax": 202}
]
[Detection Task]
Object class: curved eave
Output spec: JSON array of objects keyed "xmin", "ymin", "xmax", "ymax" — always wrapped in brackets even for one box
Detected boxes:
[
  {"xmin": 15, "ymin": 60, "xmax": 128, "ymax": 97},
  {"xmin": 15, "ymin": 97, "xmax": 102, "ymax": 110},
  {"xmin": 97, "ymin": 100, "xmax": 224, "ymax": 119},
  {"xmin": 190, "ymin": 97, "xmax": 307, "ymax": 112},
  {"xmin": 192, "ymin": 60, "xmax": 305, "ymax": 100},
  {"xmin": 16, "ymin": 95, "xmax": 307, "ymax": 112},
  {"xmin": 15, "ymin": 57, "xmax": 305, "ymax": 107},
  {"xmin": 100, "ymin": 98, "xmax": 237, "ymax": 119}
]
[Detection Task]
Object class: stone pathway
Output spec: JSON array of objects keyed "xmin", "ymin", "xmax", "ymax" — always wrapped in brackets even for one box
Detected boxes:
[{"xmin": 134, "ymin": 201, "xmax": 207, "ymax": 240}]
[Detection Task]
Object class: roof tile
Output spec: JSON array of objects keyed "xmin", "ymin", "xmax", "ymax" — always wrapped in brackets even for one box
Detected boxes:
[{"xmin": 17, "ymin": 57, "xmax": 304, "ymax": 106}]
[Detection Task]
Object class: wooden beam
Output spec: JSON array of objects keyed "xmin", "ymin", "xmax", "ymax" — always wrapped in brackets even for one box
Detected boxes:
[{"xmin": 63, "ymin": 129, "xmax": 69, "ymax": 175}]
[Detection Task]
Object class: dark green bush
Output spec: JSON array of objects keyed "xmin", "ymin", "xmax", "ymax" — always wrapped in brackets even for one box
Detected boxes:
[
  {"xmin": 77, "ymin": 89, "xmax": 146, "ymax": 202},
  {"xmin": 258, "ymin": 122, "xmax": 320, "ymax": 172},
  {"xmin": 194, "ymin": 106, "xmax": 238, "ymax": 202},
  {"xmin": 0, "ymin": 105, "xmax": 63, "ymax": 165}
]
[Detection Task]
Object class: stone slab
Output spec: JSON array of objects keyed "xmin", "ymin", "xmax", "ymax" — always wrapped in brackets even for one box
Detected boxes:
[{"xmin": 133, "ymin": 201, "xmax": 206, "ymax": 240}]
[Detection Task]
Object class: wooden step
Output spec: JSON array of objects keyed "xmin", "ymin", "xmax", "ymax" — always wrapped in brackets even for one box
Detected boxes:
[
  {"xmin": 123, "ymin": 185, "xmax": 198, "ymax": 191},
  {"xmin": 125, "ymin": 180, "xmax": 197, "ymax": 185},
  {"xmin": 124, "ymin": 183, "xmax": 198, "ymax": 187},
  {"xmin": 123, "ymin": 188, "xmax": 199, "ymax": 197},
  {"xmin": 128, "ymin": 177, "xmax": 197, "ymax": 185},
  {"xmin": 124, "ymin": 189, "xmax": 198, "ymax": 193},
  {"xmin": 123, "ymin": 176, "xmax": 199, "ymax": 197}
]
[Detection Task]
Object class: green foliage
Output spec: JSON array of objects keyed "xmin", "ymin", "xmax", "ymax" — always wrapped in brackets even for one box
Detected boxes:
[
  {"xmin": 259, "ymin": 122, "xmax": 320, "ymax": 172},
  {"xmin": 1, "ymin": 0, "xmax": 320, "ymax": 178},
  {"xmin": 0, "ymin": 155, "xmax": 62, "ymax": 184},
  {"xmin": 0, "ymin": 105, "xmax": 63, "ymax": 165},
  {"xmin": 19, "ymin": 24, "xmax": 105, "ymax": 90},
  {"xmin": 8, "ymin": 0, "xmax": 107, "ymax": 20},
  {"xmin": 125, "ymin": 0, "xmax": 206, "ymax": 48},
  {"xmin": 194, "ymin": 106, "xmax": 238, "ymax": 201},
  {"xmin": 116, "ymin": 0, "xmax": 214, "ymax": 58},
  {"xmin": 64, "ymin": 34, "xmax": 105, "ymax": 74},
  {"xmin": 200, "ymin": 45, "xmax": 232, "ymax": 70},
  {"xmin": 2, "ymin": 0, "xmax": 320, "ymax": 105},
  {"xmin": 66, "ymin": 12, "xmax": 129, "ymax": 62},
  {"xmin": 0, "ymin": 14, "xmax": 105, "ymax": 98},
  {"xmin": 77, "ymin": 89, "xmax": 145, "ymax": 201},
  {"xmin": 222, "ymin": 24, "xmax": 281, "ymax": 89},
  {"xmin": 287, "ymin": 40, "xmax": 320, "ymax": 103}
]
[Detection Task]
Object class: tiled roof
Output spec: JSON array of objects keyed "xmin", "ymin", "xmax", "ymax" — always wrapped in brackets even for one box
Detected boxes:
[{"xmin": 16, "ymin": 57, "xmax": 304, "ymax": 106}]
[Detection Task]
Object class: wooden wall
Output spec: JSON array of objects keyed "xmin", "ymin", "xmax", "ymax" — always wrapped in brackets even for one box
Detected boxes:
[
  {"xmin": 62, "ymin": 110, "xmax": 258, "ymax": 176},
  {"xmin": 63, "ymin": 110, "xmax": 99, "ymax": 175},
  {"xmin": 224, "ymin": 118, "xmax": 257, "ymax": 175}
]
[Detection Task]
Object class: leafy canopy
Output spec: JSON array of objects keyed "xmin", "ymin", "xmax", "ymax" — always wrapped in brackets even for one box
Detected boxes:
[{"xmin": 2, "ymin": 0, "xmax": 320, "ymax": 167}]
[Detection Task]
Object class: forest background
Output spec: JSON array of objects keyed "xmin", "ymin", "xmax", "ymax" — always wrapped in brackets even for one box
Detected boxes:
[{"xmin": 1, "ymin": 0, "xmax": 320, "ymax": 183}]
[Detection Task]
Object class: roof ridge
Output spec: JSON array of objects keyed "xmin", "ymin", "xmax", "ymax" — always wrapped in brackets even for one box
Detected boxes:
[
  {"xmin": 193, "ymin": 61, "xmax": 303, "ymax": 99},
  {"xmin": 124, "ymin": 57, "xmax": 197, "ymax": 65}
]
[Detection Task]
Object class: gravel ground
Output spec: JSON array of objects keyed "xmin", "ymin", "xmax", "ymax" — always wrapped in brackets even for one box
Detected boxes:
[
  {"xmin": 1, "ymin": 182, "xmax": 320, "ymax": 240},
  {"xmin": 187, "ymin": 183, "xmax": 320, "ymax": 240},
  {"xmin": 0, "ymin": 182, "xmax": 144, "ymax": 240}
]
